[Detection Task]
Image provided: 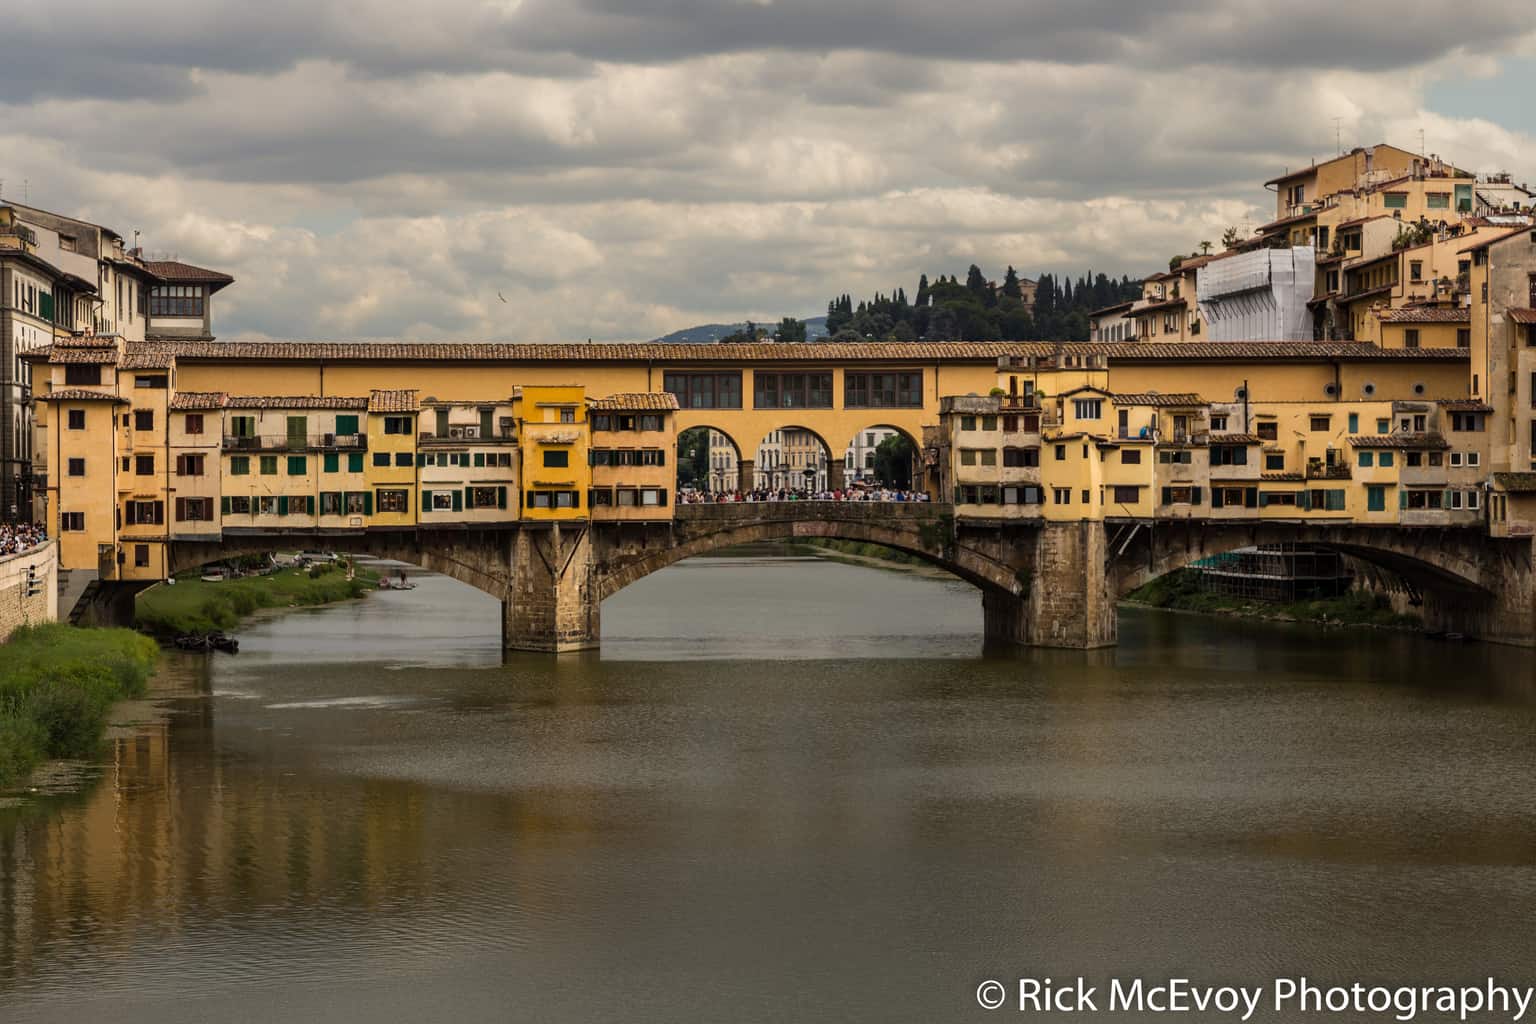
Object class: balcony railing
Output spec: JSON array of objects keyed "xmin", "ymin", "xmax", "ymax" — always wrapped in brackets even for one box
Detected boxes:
[
  {"xmin": 222, "ymin": 433, "xmax": 367, "ymax": 452},
  {"xmin": 1306, "ymin": 460, "xmax": 1351, "ymax": 480}
]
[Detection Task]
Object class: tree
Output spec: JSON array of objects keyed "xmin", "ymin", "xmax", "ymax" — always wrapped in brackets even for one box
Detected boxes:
[
  {"xmin": 1221, "ymin": 226, "xmax": 1242, "ymax": 249},
  {"xmin": 965, "ymin": 264, "xmax": 993, "ymax": 306},
  {"xmin": 915, "ymin": 273, "xmax": 930, "ymax": 308},
  {"xmin": 718, "ymin": 320, "xmax": 765, "ymax": 344},
  {"xmin": 1001, "ymin": 265, "xmax": 1022, "ymax": 301},
  {"xmin": 830, "ymin": 327, "xmax": 864, "ymax": 343},
  {"xmin": 1199, "ymin": 240, "xmax": 1213, "ymax": 255},
  {"xmin": 773, "ymin": 317, "xmax": 807, "ymax": 344},
  {"xmin": 676, "ymin": 427, "xmax": 712, "ymax": 489},
  {"xmin": 873, "ymin": 433, "xmax": 917, "ymax": 488}
]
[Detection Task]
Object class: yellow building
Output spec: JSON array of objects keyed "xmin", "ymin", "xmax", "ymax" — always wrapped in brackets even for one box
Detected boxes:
[
  {"xmin": 364, "ymin": 389, "xmax": 419, "ymax": 528},
  {"xmin": 418, "ymin": 398, "xmax": 519, "ymax": 525},
  {"xmin": 515, "ymin": 385, "xmax": 588, "ymax": 520},
  {"xmin": 588, "ymin": 392, "xmax": 677, "ymax": 518}
]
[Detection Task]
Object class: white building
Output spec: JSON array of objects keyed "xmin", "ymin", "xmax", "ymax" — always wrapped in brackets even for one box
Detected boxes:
[{"xmin": 1196, "ymin": 246, "xmax": 1316, "ymax": 342}]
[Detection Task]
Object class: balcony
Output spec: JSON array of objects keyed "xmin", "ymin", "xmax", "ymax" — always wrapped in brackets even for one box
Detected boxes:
[
  {"xmin": 1306, "ymin": 459, "xmax": 1351, "ymax": 480},
  {"xmin": 222, "ymin": 433, "xmax": 367, "ymax": 452},
  {"xmin": 418, "ymin": 429, "xmax": 517, "ymax": 446}
]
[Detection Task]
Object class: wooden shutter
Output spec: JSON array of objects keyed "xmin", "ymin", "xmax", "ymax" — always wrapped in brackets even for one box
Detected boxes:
[
  {"xmin": 452, "ymin": 489, "xmax": 462, "ymax": 512},
  {"xmin": 1211, "ymin": 488, "xmax": 1223, "ymax": 509},
  {"xmin": 278, "ymin": 496, "xmax": 289, "ymax": 515},
  {"xmin": 362, "ymin": 491, "xmax": 373, "ymax": 516},
  {"xmin": 496, "ymin": 487, "xmax": 506, "ymax": 509},
  {"xmin": 221, "ymin": 496, "xmax": 231, "ymax": 516},
  {"xmin": 1160, "ymin": 487, "xmax": 1172, "ymax": 505},
  {"xmin": 422, "ymin": 489, "xmax": 430, "ymax": 512}
]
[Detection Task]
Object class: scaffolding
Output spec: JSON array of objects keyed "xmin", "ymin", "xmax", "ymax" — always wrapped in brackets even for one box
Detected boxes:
[{"xmin": 1191, "ymin": 544, "xmax": 1352, "ymax": 602}]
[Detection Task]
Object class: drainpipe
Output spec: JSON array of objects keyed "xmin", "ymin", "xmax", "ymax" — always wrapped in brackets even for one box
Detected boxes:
[{"xmin": 1242, "ymin": 378, "xmax": 1250, "ymax": 432}]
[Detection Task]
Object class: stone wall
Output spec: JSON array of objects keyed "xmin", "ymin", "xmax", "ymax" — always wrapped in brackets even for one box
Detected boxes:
[{"xmin": 0, "ymin": 539, "xmax": 58, "ymax": 642}]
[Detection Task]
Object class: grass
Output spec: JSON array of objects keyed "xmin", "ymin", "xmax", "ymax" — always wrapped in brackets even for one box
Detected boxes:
[
  {"xmin": 0, "ymin": 623, "xmax": 159, "ymax": 790},
  {"xmin": 135, "ymin": 559, "xmax": 380, "ymax": 637},
  {"xmin": 1126, "ymin": 568, "xmax": 1422, "ymax": 628}
]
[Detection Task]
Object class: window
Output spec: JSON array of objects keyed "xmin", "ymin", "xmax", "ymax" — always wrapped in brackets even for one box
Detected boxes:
[
  {"xmin": 1456, "ymin": 328, "xmax": 1470, "ymax": 349},
  {"xmin": 67, "ymin": 409, "xmax": 86, "ymax": 430},
  {"xmin": 174, "ymin": 497, "xmax": 214, "ymax": 522},
  {"xmin": 1111, "ymin": 486, "xmax": 1139, "ymax": 504},
  {"xmin": 981, "ymin": 415, "xmax": 997, "ymax": 431},
  {"xmin": 1256, "ymin": 422, "xmax": 1277, "ymax": 441},
  {"xmin": 67, "ymin": 458, "xmax": 85, "ymax": 476},
  {"xmin": 1052, "ymin": 487, "xmax": 1071, "ymax": 505},
  {"xmin": 1450, "ymin": 452, "xmax": 1463, "ymax": 467},
  {"xmin": 1376, "ymin": 418, "xmax": 1389, "ymax": 434},
  {"xmin": 131, "ymin": 545, "xmax": 149, "ymax": 568},
  {"xmin": 176, "ymin": 454, "xmax": 205, "ymax": 476},
  {"xmin": 1264, "ymin": 454, "xmax": 1284, "ymax": 470},
  {"xmin": 383, "ymin": 416, "xmax": 413, "ymax": 435},
  {"xmin": 185, "ymin": 413, "xmax": 204, "ymax": 435},
  {"xmin": 980, "ymin": 450, "xmax": 997, "ymax": 467},
  {"xmin": 134, "ymin": 409, "xmax": 154, "ymax": 431},
  {"xmin": 1405, "ymin": 451, "xmax": 1422, "ymax": 467},
  {"xmin": 960, "ymin": 416, "xmax": 976, "ymax": 431},
  {"xmin": 348, "ymin": 453, "xmax": 364, "ymax": 473},
  {"xmin": 1054, "ymin": 445, "xmax": 1066, "ymax": 461},
  {"xmin": 1379, "ymin": 451, "xmax": 1394, "ymax": 468},
  {"xmin": 1405, "ymin": 329, "xmax": 1420, "ymax": 349},
  {"xmin": 257, "ymin": 495, "xmax": 279, "ymax": 516},
  {"xmin": 664, "ymin": 372, "xmax": 743, "ymax": 409},
  {"xmin": 149, "ymin": 285, "xmax": 204, "ymax": 317},
  {"xmin": 1209, "ymin": 415, "xmax": 1227, "ymax": 431},
  {"xmin": 844, "ymin": 371, "xmax": 922, "ymax": 409},
  {"xmin": 1004, "ymin": 447, "xmax": 1040, "ymax": 467},
  {"xmin": 61, "ymin": 512, "xmax": 85, "ymax": 531},
  {"xmin": 1367, "ymin": 485, "xmax": 1386, "ymax": 512},
  {"xmin": 1162, "ymin": 486, "xmax": 1198, "ymax": 505},
  {"xmin": 1468, "ymin": 451, "xmax": 1480, "ymax": 467},
  {"xmin": 345, "ymin": 492, "xmax": 368, "ymax": 515},
  {"xmin": 431, "ymin": 491, "xmax": 456, "ymax": 511},
  {"xmin": 1409, "ymin": 261, "xmax": 1423, "ymax": 283},
  {"xmin": 323, "ymin": 453, "xmax": 339, "ymax": 473},
  {"xmin": 1450, "ymin": 412, "xmax": 1483, "ymax": 432},
  {"xmin": 229, "ymin": 415, "xmax": 255, "ymax": 438},
  {"xmin": 131, "ymin": 454, "xmax": 152, "ymax": 475},
  {"xmin": 960, "ymin": 449, "xmax": 977, "ymax": 466},
  {"xmin": 373, "ymin": 452, "xmax": 390, "ymax": 467},
  {"xmin": 260, "ymin": 455, "xmax": 278, "ymax": 475},
  {"xmin": 376, "ymin": 489, "xmax": 409, "ymax": 514},
  {"xmin": 1158, "ymin": 450, "xmax": 1194, "ymax": 465},
  {"xmin": 230, "ymin": 456, "xmax": 250, "ymax": 476},
  {"xmin": 1346, "ymin": 413, "xmax": 1358, "ymax": 433},
  {"xmin": 394, "ymin": 452, "xmax": 412, "ymax": 467},
  {"xmin": 753, "ymin": 372, "xmax": 833, "ymax": 409},
  {"xmin": 1308, "ymin": 416, "xmax": 1330, "ymax": 432},
  {"xmin": 1210, "ymin": 445, "xmax": 1248, "ymax": 466},
  {"xmin": 64, "ymin": 364, "xmax": 101, "ymax": 385},
  {"xmin": 1073, "ymin": 398, "xmax": 1103, "ymax": 420},
  {"xmin": 1382, "ymin": 192, "xmax": 1407, "ymax": 209},
  {"xmin": 1427, "ymin": 192, "xmax": 1450, "ymax": 209},
  {"xmin": 543, "ymin": 449, "xmax": 570, "ymax": 468},
  {"xmin": 1120, "ymin": 448, "xmax": 1142, "ymax": 465},
  {"xmin": 124, "ymin": 500, "xmax": 163, "ymax": 525},
  {"xmin": 1468, "ymin": 490, "xmax": 1481, "ymax": 510},
  {"xmin": 1358, "ymin": 451, "xmax": 1374, "ymax": 467},
  {"xmin": 288, "ymin": 456, "xmax": 307, "ymax": 475}
]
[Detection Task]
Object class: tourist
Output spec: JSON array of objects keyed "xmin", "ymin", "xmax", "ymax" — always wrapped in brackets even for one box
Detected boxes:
[{"xmin": 0, "ymin": 521, "xmax": 47, "ymax": 556}]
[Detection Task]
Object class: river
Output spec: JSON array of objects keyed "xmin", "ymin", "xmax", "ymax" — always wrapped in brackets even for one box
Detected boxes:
[{"xmin": 3, "ymin": 551, "xmax": 1536, "ymax": 1023}]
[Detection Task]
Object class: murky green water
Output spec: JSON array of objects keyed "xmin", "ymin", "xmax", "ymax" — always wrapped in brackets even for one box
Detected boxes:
[{"xmin": 3, "ymin": 552, "xmax": 1536, "ymax": 1023}]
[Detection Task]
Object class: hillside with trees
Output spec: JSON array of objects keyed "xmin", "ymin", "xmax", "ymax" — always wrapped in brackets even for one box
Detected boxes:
[{"xmin": 823, "ymin": 266, "xmax": 1142, "ymax": 343}]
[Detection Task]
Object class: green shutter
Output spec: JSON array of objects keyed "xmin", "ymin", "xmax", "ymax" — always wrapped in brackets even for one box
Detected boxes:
[
  {"xmin": 323, "ymin": 453, "xmax": 338, "ymax": 473},
  {"xmin": 497, "ymin": 486, "xmax": 506, "ymax": 509},
  {"xmin": 362, "ymin": 492, "xmax": 373, "ymax": 516},
  {"xmin": 452, "ymin": 489, "xmax": 463, "ymax": 513},
  {"xmin": 288, "ymin": 455, "xmax": 306, "ymax": 475},
  {"xmin": 464, "ymin": 486, "xmax": 473, "ymax": 508},
  {"xmin": 335, "ymin": 414, "xmax": 358, "ymax": 435},
  {"xmin": 422, "ymin": 489, "xmax": 431, "ymax": 511},
  {"xmin": 1161, "ymin": 487, "xmax": 1172, "ymax": 505},
  {"xmin": 474, "ymin": 452, "xmax": 485, "ymax": 467},
  {"xmin": 278, "ymin": 496, "xmax": 289, "ymax": 515},
  {"xmin": 1245, "ymin": 487, "xmax": 1258, "ymax": 508},
  {"xmin": 1211, "ymin": 488, "xmax": 1224, "ymax": 509},
  {"xmin": 416, "ymin": 452, "xmax": 426, "ymax": 467},
  {"xmin": 221, "ymin": 496, "xmax": 231, "ymax": 515},
  {"xmin": 307, "ymin": 496, "xmax": 315, "ymax": 515},
  {"xmin": 349, "ymin": 453, "xmax": 363, "ymax": 473}
]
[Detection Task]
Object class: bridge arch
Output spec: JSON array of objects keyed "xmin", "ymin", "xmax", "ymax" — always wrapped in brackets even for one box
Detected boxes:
[
  {"xmin": 750, "ymin": 424, "xmax": 835, "ymax": 492},
  {"xmin": 592, "ymin": 503, "xmax": 1023, "ymax": 604},
  {"xmin": 838, "ymin": 422, "xmax": 921, "ymax": 488},
  {"xmin": 676, "ymin": 424, "xmax": 745, "ymax": 493}
]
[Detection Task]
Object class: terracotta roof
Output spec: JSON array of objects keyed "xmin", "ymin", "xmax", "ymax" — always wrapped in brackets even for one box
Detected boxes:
[
  {"xmin": 1135, "ymin": 297, "xmax": 1188, "ymax": 314},
  {"xmin": 1209, "ymin": 432, "xmax": 1264, "ymax": 444},
  {"xmin": 45, "ymin": 347, "xmax": 118, "ymax": 364},
  {"xmin": 1112, "ymin": 392, "xmax": 1204, "ymax": 407},
  {"xmin": 1458, "ymin": 226, "xmax": 1533, "ymax": 253},
  {"xmin": 120, "ymin": 350, "xmax": 174, "ymax": 369},
  {"xmin": 1256, "ymin": 209, "xmax": 1317, "ymax": 233},
  {"xmin": 1260, "ymin": 472, "xmax": 1305, "ymax": 482},
  {"xmin": 1493, "ymin": 472, "xmax": 1536, "ymax": 493},
  {"xmin": 169, "ymin": 392, "xmax": 228, "ymax": 411},
  {"xmin": 1380, "ymin": 307, "xmax": 1470, "ymax": 324},
  {"xmin": 369, "ymin": 388, "xmax": 419, "ymax": 413},
  {"xmin": 35, "ymin": 388, "xmax": 129, "ymax": 403},
  {"xmin": 1341, "ymin": 284, "xmax": 1393, "ymax": 304},
  {"xmin": 1088, "ymin": 301, "xmax": 1134, "ymax": 318},
  {"xmin": 120, "ymin": 339, "xmax": 1466, "ymax": 365},
  {"xmin": 588, "ymin": 392, "xmax": 680, "ymax": 411},
  {"xmin": 224, "ymin": 395, "xmax": 370, "ymax": 410},
  {"xmin": 1347, "ymin": 432, "xmax": 1450, "ymax": 450},
  {"xmin": 145, "ymin": 260, "xmax": 235, "ymax": 289},
  {"xmin": 1508, "ymin": 308, "xmax": 1536, "ymax": 325},
  {"xmin": 53, "ymin": 334, "xmax": 119, "ymax": 348},
  {"xmin": 1437, "ymin": 399, "xmax": 1493, "ymax": 412},
  {"xmin": 1335, "ymin": 214, "xmax": 1391, "ymax": 231}
]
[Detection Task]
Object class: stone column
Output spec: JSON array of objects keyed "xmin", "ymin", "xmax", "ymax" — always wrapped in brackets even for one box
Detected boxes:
[
  {"xmin": 827, "ymin": 462, "xmax": 845, "ymax": 492},
  {"xmin": 502, "ymin": 525, "xmax": 600, "ymax": 652},
  {"xmin": 736, "ymin": 459, "xmax": 755, "ymax": 493},
  {"xmin": 991, "ymin": 521, "xmax": 1117, "ymax": 649}
]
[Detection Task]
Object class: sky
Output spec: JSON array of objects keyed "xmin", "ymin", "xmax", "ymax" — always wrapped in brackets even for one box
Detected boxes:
[{"xmin": 3, "ymin": 0, "xmax": 1535, "ymax": 342}]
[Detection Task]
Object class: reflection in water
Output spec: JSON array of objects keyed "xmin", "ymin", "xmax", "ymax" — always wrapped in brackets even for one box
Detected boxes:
[{"xmin": 3, "ymin": 555, "xmax": 1536, "ymax": 1023}]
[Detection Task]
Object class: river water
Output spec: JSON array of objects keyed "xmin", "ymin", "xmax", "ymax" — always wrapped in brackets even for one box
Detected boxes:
[{"xmin": 3, "ymin": 552, "xmax": 1536, "ymax": 1023}]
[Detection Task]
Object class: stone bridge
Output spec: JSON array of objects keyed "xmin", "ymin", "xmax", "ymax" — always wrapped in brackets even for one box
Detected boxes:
[{"xmin": 155, "ymin": 504, "xmax": 1536, "ymax": 650}]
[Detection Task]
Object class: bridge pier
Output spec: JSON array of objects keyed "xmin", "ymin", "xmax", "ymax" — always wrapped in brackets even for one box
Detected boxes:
[
  {"xmin": 737, "ymin": 459, "xmax": 754, "ymax": 493},
  {"xmin": 502, "ymin": 525, "xmax": 600, "ymax": 652},
  {"xmin": 988, "ymin": 521, "xmax": 1117, "ymax": 649}
]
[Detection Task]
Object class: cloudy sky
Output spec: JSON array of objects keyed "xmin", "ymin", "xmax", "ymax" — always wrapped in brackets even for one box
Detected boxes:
[{"xmin": 4, "ymin": 1, "xmax": 1534, "ymax": 341}]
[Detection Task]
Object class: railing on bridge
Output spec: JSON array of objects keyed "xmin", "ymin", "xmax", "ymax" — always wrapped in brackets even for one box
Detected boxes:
[{"xmin": 221, "ymin": 433, "xmax": 368, "ymax": 452}]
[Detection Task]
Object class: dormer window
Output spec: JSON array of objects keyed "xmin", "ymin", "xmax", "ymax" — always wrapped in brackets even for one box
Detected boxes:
[{"xmin": 149, "ymin": 285, "xmax": 204, "ymax": 317}]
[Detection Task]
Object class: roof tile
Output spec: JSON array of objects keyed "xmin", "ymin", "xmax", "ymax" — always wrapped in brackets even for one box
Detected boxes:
[
  {"xmin": 589, "ymin": 392, "xmax": 681, "ymax": 411},
  {"xmin": 368, "ymin": 388, "xmax": 419, "ymax": 413}
]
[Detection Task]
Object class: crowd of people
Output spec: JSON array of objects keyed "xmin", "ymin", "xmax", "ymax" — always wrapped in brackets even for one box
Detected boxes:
[
  {"xmin": 680, "ymin": 487, "xmax": 930, "ymax": 504},
  {"xmin": 0, "ymin": 521, "xmax": 47, "ymax": 556}
]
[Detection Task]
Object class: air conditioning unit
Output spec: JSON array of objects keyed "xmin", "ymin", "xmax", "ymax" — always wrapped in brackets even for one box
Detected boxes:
[
  {"xmin": 463, "ymin": 425, "xmax": 479, "ymax": 438},
  {"xmin": 449, "ymin": 426, "xmax": 466, "ymax": 438},
  {"xmin": 323, "ymin": 433, "xmax": 335, "ymax": 446}
]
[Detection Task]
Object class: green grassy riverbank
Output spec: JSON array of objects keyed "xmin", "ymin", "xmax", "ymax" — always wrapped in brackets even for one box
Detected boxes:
[
  {"xmin": 135, "ymin": 559, "xmax": 380, "ymax": 637},
  {"xmin": 0, "ymin": 624, "xmax": 159, "ymax": 790},
  {"xmin": 1124, "ymin": 569, "xmax": 1422, "ymax": 629}
]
